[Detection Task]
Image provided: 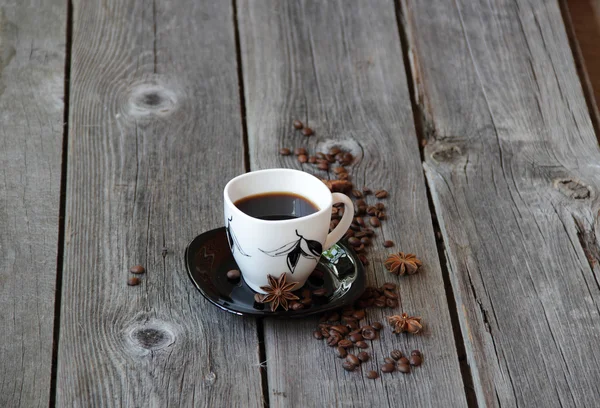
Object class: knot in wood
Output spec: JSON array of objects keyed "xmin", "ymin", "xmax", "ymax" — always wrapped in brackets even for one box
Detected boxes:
[
  {"xmin": 129, "ymin": 323, "xmax": 175, "ymax": 351},
  {"xmin": 431, "ymin": 146, "xmax": 462, "ymax": 162},
  {"xmin": 554, "ymin": 179, "xmax": 591, "ymax": 200},
  {"xmin": 125, "ymin": 81, "xmax": 179, "ymax": 118}
]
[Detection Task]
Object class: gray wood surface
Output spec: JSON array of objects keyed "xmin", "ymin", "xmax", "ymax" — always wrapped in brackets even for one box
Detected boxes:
[
  {"xmin": 56, "ymin": 1, "xmax": 263, "ymax": 406},
  {"xmin": 239, "ymin": 1, "xmax": 467, "ymax": 406},
  {"xmin": 0, "ymin": 1, "xmax": 65, "ymax": 406},
  {"xmin": 402, "ymin": 0, "xmax": 600, "ymax": 406}
]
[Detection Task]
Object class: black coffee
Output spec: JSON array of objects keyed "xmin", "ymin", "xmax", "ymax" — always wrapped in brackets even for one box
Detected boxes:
[{"xmin": 234, "ymin": 192, "xmax": 319, "ymax": 220}]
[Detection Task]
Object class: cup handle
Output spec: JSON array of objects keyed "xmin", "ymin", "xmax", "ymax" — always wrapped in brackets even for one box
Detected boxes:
[{"xmin": 323, "ymin": 193, "xmax": 355, "ymax": 251}]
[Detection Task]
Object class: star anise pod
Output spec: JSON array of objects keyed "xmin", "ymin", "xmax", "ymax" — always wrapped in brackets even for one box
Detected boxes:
[
  {"xmin": 260, "ymin": 273, "xmax": 300, "ymax": 311},
  {"xmin": 384, "ymin": 252, "xmax": 422, "ymax": 276},
  {"xmin": 387, "ymin": 313, "xmax": 422, "ymax": 334}
]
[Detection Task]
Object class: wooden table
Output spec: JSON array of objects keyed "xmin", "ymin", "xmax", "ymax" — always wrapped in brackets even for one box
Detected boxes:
[{"xmin": 2, "ymin": 0, "xmax": 600, "ymax": 406}]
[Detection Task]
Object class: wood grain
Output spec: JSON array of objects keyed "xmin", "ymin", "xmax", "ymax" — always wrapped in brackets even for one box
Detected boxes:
[
  {"xmin": 403, "ymin": 0, "xmax": 600, "ymax": 406},
  {"xmin": 56, "ymin": 1, "xmax": 263, "ymax": 406},
  {"xmin": 0, "ymin": 1, "xmax": 65, "ymax": 406},
  {"xmin": 239, "ymin": 1, "xmax": 467, "ymax": 406}
]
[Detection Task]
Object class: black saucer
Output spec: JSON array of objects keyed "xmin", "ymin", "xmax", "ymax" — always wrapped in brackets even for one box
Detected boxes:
[{"xmin": 185, "ymin": 227, "xmax": 366, "ymax": 317}]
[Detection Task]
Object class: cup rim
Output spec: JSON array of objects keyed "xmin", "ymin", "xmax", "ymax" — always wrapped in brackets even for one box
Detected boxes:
[{"xmin": 224, "ymin": 168, "xmax": 333, "ymax": 225}]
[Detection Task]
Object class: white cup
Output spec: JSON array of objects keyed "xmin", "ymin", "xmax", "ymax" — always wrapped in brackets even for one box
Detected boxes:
[{"xmin": 223, "ymin": 169, "xmax": 355, "ymax": 293}]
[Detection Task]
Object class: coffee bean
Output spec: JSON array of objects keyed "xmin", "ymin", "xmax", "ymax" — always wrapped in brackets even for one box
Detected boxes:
[
  {"xmin": 355, "ymin": 244, "xmax": 365, "ymax": 253},
  {"xmin": 367, "ymin": 206, "xmax": 377, "ymax": 216},
  {"xmin": 386, "ymin": 298, "xmax": 398, "ymax": 308},
  {"xmin": 399, "ymin": 357, "xmax": 409, "ymax": 365},
  {"xmin": 321, "ymin": 328, "xmax": 330, "ymax": 338},
  {"xmin": 279, "ymin": 147, "xmax": 291, "ymax": 156},
  {"xmin": 372, "ymin": 322, "xmax": 383, "ymax": 330},
  {"xmin": 335, "ymin": 152, "xmax": 344, "ymax": 162},
  {"xmin": 383, "ymin": 290, "xmax": 398, "ymax": 299},
  {"xmin": 318, "ymin": 162, "xmax": 329, "ymax": 171},
  {"xmin": 335, "ymin": 346, "xmax": 348, "ymax": 358},
  {"xmin": 359, "ymin": 255, "xmax": 369, "ymax": 266},
  {"xmin": 384, "ymin": 357, "xmax": 395, "ymax": 365},
  {"xmin": 316, "ymin": 152, "xmax": 326, "ymax": 159},
  {"xmin": 312, "ymin": 330, "xmax": 323, "ymax": 340},
  {"xmin": 397, "ymin": 363, "xmax": 411, "ymax": 373},
  {"xmin": 290, "ymin": 302, "xmax": 304, "ymax": 311},
  {"xmin": 344, "ymin": 231, "xmax": 355, "ymax": 240},
  {"xmin": 362, "ymin": 327, "xmax": 376, "ymax": 340},
  {"xmin": 298, "ymin": 154, "xmax": 308, "ymax": 163},
  {"xmin": 312, "ymin": 288, "xmax": 327, "ymax": 297},
  {"xmin": 366, "ymin": 370, "xmax": 379, "ymax": 379},
  {"xmin": 333, "ymin": 166, "xmax": 347, "ymax": 174},
  {"xmin": 127, "ymin": 277, "xmax": 141, "ymax": 286},
  {"xmin": 382, "ymin": 282, "xmax": 397, "ymax": 290},
  {"xmin": 356, "ymin": 199, "xmax": 366, "ymax": 206},
  {"xmin": 293, "ymin": 119, "xmax": 303, "ymax": 129},
  {"xmin": 329, "ymin": 312, "xmax": 340, "ymax": 321},
  {"xmin": 355, "ymin": 231, "xmax": 367, "ymax": 238},
  {"xmin": 226, "ymin": 269, "xmax": 241, "ymax": 279},
  {"xmin": 345, "ymin": 320, "xmax": 360, "ymax": 331},
  {"xmin": 355, "ymin": 206, "xmax": 366, "ymax": 215},
  {"xmin": 338, "ymin": 339, "xmax": 353, "ymax": 348},
  {"xmin": 356, "ymin": 217, "xmax": 366, "ymax": 227},
  {"xmin": 331, "ymin": 325, "xmax": 349, "ymax": 335},
  {"xmin": 350, "ymin": 223, "xmax": 361, "ymax": 231},
  {"xmin": 390, "ymin": 350, "xmax": 403, "ymax": 360},
  {"xmin": 363, "ymin": 228, "xmax": 375, "ymax": 236},
  {"xmin": 343, "ymin": 152, "xmax": 353, "ymax": 163},
  {"xmin": 360, "ymin": 237, "xmax": 371, "ymax": 245},
  {"xmin": 374, "ymin": 299, "xmax": 386, "ymax": 308},
  {"xmin": 352, "ymin": 190, "xmax": 363, "ymax": 198},
  {"xmin": 352, "ymin": 310, "xmax": 365, "ymax": 320},
  {"xmin": 362, "ymin": 187, "xmax": 372, "ymax": 195},
  {"xmin": 301, "ymin": 298, "xmax": 313, "ymax": 306},
  {"xmin": 130, "ymin": 265, "xmax": 145, "ymax": 274},
  {"xmin": 375, "ymin": 190, "xmax": 388, "ymax": 198},
  {"xmin": 411, "ymin": 350, "xmax": 422, "ymax": 357},
  {"xmin": 355, "ymin": 341, "xmax": 368, "ymax": 349},
  {"xmin": 358, "ymin": 352, "xmax": 370, "ymax": 362},
  {"xmin": 329, "ymin": 147, "xmax": 341, "ymax": 155},
  {"xmin": 308, "ymin": 156, "xmax": 317, "ymax": 164},
  {"xmin": 376, "ymin": 203, "xmax": 385, "ymax": 211},
  {"xmin": 409, "ymin": 355, "xmax": 422, "ymax": 366},
  {"xmin": 376, "ymin": 211, "xmax": 386, "ymax": 220},
  {"xmin": 324, "ymin": 154, "xmax": 334, "ymax": 163},
  {"xmin": 302, "ymin": 127, "xmax": 314, "ymax": 136},
  {"xmin": 381, "ymin": 363, "xmax": 395, "ymax": 373},
  {"xmin": 349, "ymin": 333, "xmax": 363, "ymax": 343},
  {"xmin": 348, "ymin": 237, "xmax": 361, "ymax": 247},
  {"xmin": 346, "ymin": 354, "xmax": 360, "ymax": 366},
  {"xmin": 383, "ymin": 240, "xmax": 394, "ymax": 248},
  {"xmin": 342, "ymin": 361, "xmax": 356, "ymax": 371},
  {"xmin": 254, "ymin": 293, "xmax": 265, "ymax": 303},
  {"xmin": 294, "ymin": 147, "xmax": 307, "ymax": 156},
  {"xmin": 327, "ymin": 333, "xmax": 341, "ymax": 346},
  {"xmin": 369, "ymin": 217, "xmax": 381, "ymax": 227}
]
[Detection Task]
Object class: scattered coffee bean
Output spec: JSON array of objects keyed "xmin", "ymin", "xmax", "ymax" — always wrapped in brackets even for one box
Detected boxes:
[
  {"xmin": 298, "ymin": 154, "xmax": 308, "ymax": 163},
  {"xmin": 302, "ymin": 127, "xmax": 314, "ymax": 136},
  {"xmin": 325, "ymin": 154, "xmax": 335, "ymax": 163},
  {"xmin": 346, "ymin": 320, "xmax": 360, "ymax": 331},
  {"xmin": 369, "ymin": 217, "xmax": 381, "ymax": 227},
  {"xmin": 352, "ymin": 190, "xmax": 363, "ymax": 198},
  {"xmin": 331, "ymin": 325, "xmax": 349, "ymax": 335},
  {"xmin": 226, "ymin": 269, "xmax": 241, "ymax": 280},
  {"xmin": 316, "ymin": 152, "xmax": 326, "ymax": 159},
  {"xmin": 312, "ymin": 288, "xmax": 327, "ymax": 297},
  {"xmin": 348, "ymin": 237, "xmax": 361, "ymax": 247},
  {"xmin": 356, "ymin": 217, "xmax": 366, "ymax": 227},
  {"xmin": 349, "ymin": 333, "xmax": 363, "ymax": 343},
  {"xmin": 313, "ymin": 330, "xmax": 323, "ymax": 340},
  {"xmin": 390, "ymin": 350, "xmax": 403, "ymax": 360},
  {"xmin": 130, "ymin": 265, "xmax": 145, "ymax": 274},
  {"xmin": 318, "ymin": 162, "xmax": 329, "ymax": 171},
  {"xmin": 377, "ymin": 211, "xmax": 386, "ymax": 220},
  {"xmin": 411, "ymin": 350, "xmax": 422, "ymax": 357},
  {"xmin": 372, "ymin": 322, "xmax": 383, "ymax": 330},
  {"xmin": 367, "ymin": 206, "xmax": 377, "ymax": 216},
  {"xmin": 362, "ymin": 327, "xmax": 376, "ymax": 340},
  {"xmin": 399, "ymin": 357, "xmax": 410, "ymax": 365},
  {"xmin": 367, "ymin": 370, "xmax": 379, "ymax": 379},
  {"xmin": 398, "ymin": 363, "xmax": 411, "ymax": 373},
  {"xmin": 355, "ymin": 244, "xmax": 365, "ymax": 253},
  {"xmin": 346, "ymin": 354, "xmax": 361, "ymax": 366},
  {"xmin": 333, "ymin": 166, "xmax": 346, "ymax": 174},
  {"xmin": 127, "ymin": 277, "xmax": 141, "ymax": 286},
  {"xmin": 342, "ymin": 152, "xmax": 353, "ymax": 165},
  {"xmin": 327, "ymin": 334, "xmax": 341, "ymax": 347},
  {"xmin": 338, "ymin": 339, "xmax": 353, "ymax": 348},
  {"xmin": 342, "ymin": 361, "xmax": 356, "ymax": 371},
  {"xmin": 293, "ymin": 119, "xmax": 304, "ymax": 129},
  {"xmin": 409, "ymin": 355, "xmax": 422, "ymax": 366},
  {"xmin": 355, "ymin": 341, "xmax": 368, "ymax": 349},
  {"xmin": 352, "ymin": 310, "xmax": 365, "ymax": 320},
  {"xmin": 381, "ymin": 363, "xmax": 395, "ymax": 373},
  {"xmin": 279, "ymin": 147, "xmax": 291, "ymax": 156},
  {"xmin": 329, "ymin": 147, "xmax": 341, "ymax": 155},
  {"xmin": 254, "ymin": 293, "xmax": 265, "ymax": 303},
  {"xmin": 374, "ymin": 298, "xmax": 386, "ymax": 308},
  {"xmin": 355, "ymin": 205, "xmax": 366, "ymax": 215},
  {"xmin": 359, "ymin": 255, "xmax": 369, "ymax": 266},
  {"xmin": 375, "ymin": 190, "xmax": 388, "ymax": 198},
  {"xmin": 382, "ymin": 282, "xmax": 397, "ymax": 290},
  {"xmin": 355, "ymin": 231, "xmax": 367, "ymax": 238},
  {"xmin": 335, "ymin": 346, "xmax": 348, "ymax": 358},
  {"xmin": 363, "ymin": 228, "xmax": 375, "ymax": 236},
  {"xmin": 294, "ymin": 147, "xmax": 307, "ymax": 156},
  {"xmin": 386, "ymin": 298, "xmax": 398, "ymax": 308},
  {"xmin": 309, "ymin": 156, "xmax": 317, "ymax": 163},
  {"xmin": 362, "ymin": 187, "xmax": 372, "ymax": 195},
  {"xmin": 321, "ymin": 328, "xmax": 330, "ymax": 338},
  {"xmin": 383, "ymin": 290, "xmax": 398, "ymax": 299},
  {"xmin": 360, "ymin": 237, "xmax": 371, "ymax": 245},
  {"xmin": 301, "ymin": 298, "xmax": 313, "ymax": 306},
  {"xmin": 290, "ymin": 302, "xmax": 305, "ymax": 311},
  {"xmin": 358, "ymin": 352, "xmax": 370, "ymax": 362},
  {"xmin": 384, "ymin": 357, "xmax": 395, "ymax": 365},
  {"xmin": 383, "ymin": 240, "xmax": 394, "ymax": 248},
  {"xmin": 375, "ymin": 203, "xmax": 385, "ymax": 211}
]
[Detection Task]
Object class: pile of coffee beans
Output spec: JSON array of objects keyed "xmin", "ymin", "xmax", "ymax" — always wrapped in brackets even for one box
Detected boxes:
[
  {"xmin": 379, "ymin": 349, "xmax": 423, "ymax": 375},
  {"xmin": 127, "ymin": 264, "xmax": 145, "ymax": 286}
]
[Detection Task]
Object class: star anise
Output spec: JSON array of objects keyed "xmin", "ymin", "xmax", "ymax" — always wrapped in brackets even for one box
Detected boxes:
[
  {"xmin": 384, "ymin": 252, "xmax": 422, "ymax": 276},
  {"xmin": 260, "ymin": 273, "xmax": 299, "ymax": 311},
  {"xmin": 387, "ymin": 313, "xmax": 422, "ymax": 334}
]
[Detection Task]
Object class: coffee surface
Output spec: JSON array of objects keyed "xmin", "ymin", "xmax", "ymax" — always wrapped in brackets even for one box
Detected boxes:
[{"xmin": 234, "ymin": 192, "xmax": 319, "ymax": 220}]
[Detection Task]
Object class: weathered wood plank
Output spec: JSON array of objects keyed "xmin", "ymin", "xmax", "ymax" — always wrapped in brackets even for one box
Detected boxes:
[
  {"xmin": 403, "ymin": 0, "xmax": 600, "ymax": 406},
  {"xmin": 57, "ymin": 1, "xmax": 263, "ymax": 406},
  {"xmin": 0, "ymin": 1, "xmax": 65, "ymax": 406},
  {"xmin": 239, "ymin": 1, "xmax": 467, "ymax": 406}
]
